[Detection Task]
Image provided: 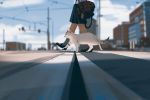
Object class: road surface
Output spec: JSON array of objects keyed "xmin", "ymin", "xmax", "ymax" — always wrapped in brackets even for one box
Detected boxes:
[{"xmin": 0, "ymin": 51, "xmax": 150, "ymax": 100}]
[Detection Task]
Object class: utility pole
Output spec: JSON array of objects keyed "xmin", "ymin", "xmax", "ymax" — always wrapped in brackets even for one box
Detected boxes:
[
  {"xmin": 47, "ymin": 7, "xmax": 51, "ymax": 50},
  {"xmin": 3, "ymin": 29, "xmax": 5, "ymax": 50},
  {"xmin": 98, "ymin": 0, "xmax": 101, "ymax": 40},
  {"xmin": 97, "ymin": 0, "xmax": 101, "ymax": 40},
  {"xmin": 52, "ymin": 20, "xmax": 54, "ymax": 43}
]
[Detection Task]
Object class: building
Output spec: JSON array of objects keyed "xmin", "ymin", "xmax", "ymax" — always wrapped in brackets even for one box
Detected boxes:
[
  {"xmin": 129, "ymin": 1, "xmax": 150, "ymax": 49},
  {"xmin": 113, "ymin": 22, "xmax": 130, "ymax": 47},
  {"xmin": 6, "ymin": 42, "xmax": 26, "ymax": 51}
]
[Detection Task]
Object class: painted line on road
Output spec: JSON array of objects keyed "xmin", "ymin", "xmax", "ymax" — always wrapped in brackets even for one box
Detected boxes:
[{"xmin": 77, "ymin": 53, "xmax": 143, "ymax": 100}]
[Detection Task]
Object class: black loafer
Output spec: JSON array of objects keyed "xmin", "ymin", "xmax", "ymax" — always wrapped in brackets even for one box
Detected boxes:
[
  {"xmin": 56, "ymin": 43, "xmax": 66, "ymax": 48},
  {"xmin": 56, "ymin": 38, "xmax": 70, "ymax": 48},
  {"xmin": 62, "ymin": 47, "xmax": 67, "ymax": 50}
]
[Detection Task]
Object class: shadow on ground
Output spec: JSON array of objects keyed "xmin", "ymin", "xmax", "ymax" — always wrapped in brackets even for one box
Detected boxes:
[
  {"xmin": 82, "ymin": 52, "xmax": 150, "ymax": 99},
  {"xmin": 0, "ymin": 53, "xmax": 88, "ymax": 100}
]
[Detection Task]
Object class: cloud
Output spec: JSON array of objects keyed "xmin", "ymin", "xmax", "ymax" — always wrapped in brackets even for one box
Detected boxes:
[
  {"xmin": 0, "ymin": 0, "xmax": 44, "ymax": 8},
  {"xmin": 100, "ymin": 0, "xmax": 132, "ymax": 39},
  {"xmin": 54, "ymin": 34, "xmax": 65, "ymax": 43},
  {"xmin": 59, "ymin": 23, "xmax": 70, "ymax": 32},
  {"xmin": 0, "ymin": 23, "xmax": 23, "ymax": 48},
  {"xmin": 0, "ymin": 23, "xmax": 24, "ymax": 42},
  {"xmin": 0, "ymin": 23, "xmax": 47, "ymax": 49}
]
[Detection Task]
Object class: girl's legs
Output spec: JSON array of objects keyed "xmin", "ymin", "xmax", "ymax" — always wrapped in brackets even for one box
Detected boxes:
[
  {"xmin": 78, "ymin": 24, "xmax": 90, "ymax": 52},
  {"xmin": 69, "ymin": 23, "xmax": 77, "ymax": 33},
  {"xmin": 78, "ymin": 24, "xmax": 87, "ymax": 33},
  {"xmin": 69, "ymin": 23, "xmax": 87, "ymax": 33}
]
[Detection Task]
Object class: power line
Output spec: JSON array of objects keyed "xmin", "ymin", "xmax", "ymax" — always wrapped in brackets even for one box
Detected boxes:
[
  {"xmin": 0, "ymin": 6, "xmax": 71, "ymax": 19},
  {"xmin": 22, "ymin": 0, "xmax": 29, "ymax": 12},
  {"xmin": 0, "ymin": 0, "xmax": 72, "ymax": 23},
  {"xmin": 48, "ymin": 0, "xmax": 72, "ymax": 7},
  {"xmin": 24, "ymin": 7, "xmax": 71, "ymax": 12},
  {"xmin": 0, "ymin": 15, "xmax": 47, "ymax": 26}
]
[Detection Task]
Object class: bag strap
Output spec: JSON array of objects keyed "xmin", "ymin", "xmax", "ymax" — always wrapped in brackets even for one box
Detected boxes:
[
  {"xmin": 75, "ymin": 0, "xmax": 78, "ymax": 4},
  {"xmin": 85, "ymin": 17, "xmax": 93, "ymax": 29}
]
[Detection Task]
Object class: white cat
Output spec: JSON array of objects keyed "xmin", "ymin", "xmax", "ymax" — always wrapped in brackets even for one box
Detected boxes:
[{"xmin": 65, "ymin": 30, "xmax": 103, "ymax": 52}]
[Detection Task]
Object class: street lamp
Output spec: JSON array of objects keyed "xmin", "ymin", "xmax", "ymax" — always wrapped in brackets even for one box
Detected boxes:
[
  {"xmin": 3, "ymin": 29, "xmax": 5, "ymax": 51},
  {"xmin": 47, "ymin": 7, "xmax": 51, "ymax": 50}
]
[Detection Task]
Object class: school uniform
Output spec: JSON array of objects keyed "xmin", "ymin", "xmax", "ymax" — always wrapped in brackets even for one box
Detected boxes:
[{"xmin": 70, "ymin": 0, "xmax": 94, "ymax": 24}]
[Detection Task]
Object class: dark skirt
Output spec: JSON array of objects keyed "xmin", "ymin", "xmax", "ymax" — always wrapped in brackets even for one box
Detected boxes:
[{"xmin": 70, "ymin": 4, "xmax": 86, "ymax": 24}]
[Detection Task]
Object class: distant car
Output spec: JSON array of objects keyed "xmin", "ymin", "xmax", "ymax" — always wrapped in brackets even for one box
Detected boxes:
[
  {"xmin": 38, "ymin": 47, "xmax": 46, "ymax": 51},
  {"xmin": 116, "ymin": 47, "xmax": 128, "ymax": 50}
]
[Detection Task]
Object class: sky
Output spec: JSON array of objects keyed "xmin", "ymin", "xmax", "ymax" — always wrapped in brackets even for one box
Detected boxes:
[{"xmin": 0, "ymin": 0, "xmax": 145, "ymax": 49}]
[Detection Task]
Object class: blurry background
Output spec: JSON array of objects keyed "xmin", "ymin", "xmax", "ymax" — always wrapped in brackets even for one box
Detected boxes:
[{"xmin": 0, "ymin": 0, "xmax": 147, "ymax": 50}]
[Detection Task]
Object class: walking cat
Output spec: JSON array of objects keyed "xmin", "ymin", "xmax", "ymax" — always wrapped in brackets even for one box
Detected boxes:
[{"xmin": 65, "ymin": 30, "xmax": 103, "ymax": 52}]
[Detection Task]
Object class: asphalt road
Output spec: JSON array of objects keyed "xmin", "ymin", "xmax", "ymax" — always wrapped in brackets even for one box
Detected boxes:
[
  {"xmin": 0, "ymin": 51, "xmax": 149, "ymax": 100},
  {"xmin": 0, "ymin": 52, "xmax": 73, "ymax": 100},
  {"xmin": 82, "ymin": 52, "xmax": 150, "ymax": 100}
]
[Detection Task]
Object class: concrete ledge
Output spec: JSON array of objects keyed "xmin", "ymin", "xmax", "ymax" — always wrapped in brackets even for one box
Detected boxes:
[
  {"xmin": 0, "ymin": 53, "xmax": 74, "ymax": 100},
  {"xmin": 77, "ymin": 53, "xmax": 143, "ymax": 100}
]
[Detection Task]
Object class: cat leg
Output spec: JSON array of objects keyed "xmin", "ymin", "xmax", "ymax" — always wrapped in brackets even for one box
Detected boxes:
[
  {"xmin": 75, "ymin": 43, "xmax": 79, "ymax": 52},
  {"xmin": 87, "ymin": 45, "xmax": 93, "ymax": 52},
  {"xmin": 99, "ymin": 44, "xmax": 103, "ymax": 50}
]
